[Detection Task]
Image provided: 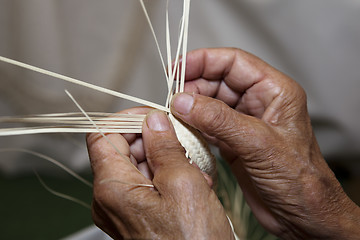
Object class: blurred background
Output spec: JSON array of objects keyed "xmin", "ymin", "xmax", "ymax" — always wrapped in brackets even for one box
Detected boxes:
[{"xmin": 0, "ymin": 0, "xmax": 359, "ymax": 239}]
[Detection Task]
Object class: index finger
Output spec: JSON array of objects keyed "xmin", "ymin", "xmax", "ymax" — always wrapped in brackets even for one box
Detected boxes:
[
  {"xmin": 183, "ymin": 48, "xmax": 303, "ymax": 120},
  {"xmin": 184, "ymin": 48, "xmax": 269, "ymax": 94},
  {"xmin": 87, "ymin": 107, "xmax": 153, "ymax": 189},
  {"xmin": 87, "ymin": 132, "xmax": 151, "ymax": 187}
]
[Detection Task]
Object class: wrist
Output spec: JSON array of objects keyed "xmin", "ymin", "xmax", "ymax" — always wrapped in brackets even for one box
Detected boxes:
[
  {"xmin": 287, "ymin": 156, "xmax": 360, "ymax": 240},
  {"xmin": 328, "ymin": 202, "xmax": 360, "ymax": 240},
  {"xmin": 278, "ymin": 183, "xmax": 360, "ymax": 240},
  {"xmin": 308, "ymin": 157, "xmax": 360, "ymax": 240}
]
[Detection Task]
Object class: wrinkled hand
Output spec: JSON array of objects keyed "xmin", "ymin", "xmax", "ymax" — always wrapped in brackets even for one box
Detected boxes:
[
  {"xmin": 171, "ymin": 48, "xmax": 360, "ymax": 239},
  {"xmin": 87, "ymin": 108, "xmax": 234, "ymax": 240}
]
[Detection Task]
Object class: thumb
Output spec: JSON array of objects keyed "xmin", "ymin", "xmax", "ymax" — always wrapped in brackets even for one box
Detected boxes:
[
  {"xmin": 170, "ymin": 93, "xmax": 273, "ymax": 158},
  {"xmin": 142, "ymin": 110, "xmax": 210, "ymax": 195}
]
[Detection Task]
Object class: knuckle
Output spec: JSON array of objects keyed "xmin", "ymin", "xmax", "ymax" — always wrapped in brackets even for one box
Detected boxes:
[
  {"xmin": 86, "ymin": 133, "xmax": 103, "ymax": 150},
  {"xmin": 194, "ymin": 98, "xmax": 229, "ymax": 135},
  {"xmin": 169, "ymin": 174, "xmax": 194, "ymax": 193},
  {"xmin": 159, "ymin": 167, "xmax": 202, "ymax": 193},
  {"xmin": 288, "ymin": 79, "xmax": 307, "ymax": 104}
]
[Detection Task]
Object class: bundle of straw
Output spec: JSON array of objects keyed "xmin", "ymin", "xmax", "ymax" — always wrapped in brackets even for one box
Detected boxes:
[{"xmin": 0, "ymin": 0, "xmax": 217, "ymax": 186}]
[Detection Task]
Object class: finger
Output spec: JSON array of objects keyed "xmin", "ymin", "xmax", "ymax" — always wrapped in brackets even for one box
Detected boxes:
[
  {"xmin": 112, "ymin": 107, "xmax": 149, "ymax": 177},
  {"xmin": 138, "ymin": 161, "xmax": 153, "ymax": 180},
  {"xmin": 171, "ymin": 93, "xmax": 273, "ymax": 159},
  {"xmin": 142, "ymin": 110, "xmax": 210, "ymax": 195},
  {"xmin": 114, "ymin": 107, "xmax": 151, "ymax": 144},
  {"xmin": 115, "ymin": 107, "xmax": 148, "ymax": 164},
  {"xmin": 129, "ymin": 137, "xmax": 145, "ymax": 163},
  {"xmin": 87, "ymin": 131, "xmax": 157, "ymax": 227},
  {"xmin": 183, "ymin": 48, "xmax": 307, "ymax": 121},
  {"xmin": 87, "ymin": 133, "xmax": 150, "ymax": 186},
  {"xmin": 87, "ymin": 106, "xmax": 151, "ymax": 182},
  {"xmin": 142, "ymin": 110, "xmax": 188, "ymax": 173},
  {"xmin": 184, "ymin": 48, "xmax": 268, "ymax": 95}
]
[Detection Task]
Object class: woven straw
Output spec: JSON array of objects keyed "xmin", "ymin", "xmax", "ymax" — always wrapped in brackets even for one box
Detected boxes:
[{"xmin": 169, "ymin": 114, "xmax": 217, "ymax": 184}]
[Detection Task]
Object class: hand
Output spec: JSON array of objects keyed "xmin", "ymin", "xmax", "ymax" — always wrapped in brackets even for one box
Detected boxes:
[
  {"xmin": 171, "ymin": 48, "xmax": 360, "ymax": 239},
  {"xmin": 87, "ymin": 108, "xmax": 234, "ymax": 240}
]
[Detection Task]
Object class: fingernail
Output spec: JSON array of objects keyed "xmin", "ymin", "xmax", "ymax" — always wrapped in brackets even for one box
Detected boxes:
[
  {"xmin": 172, "ymin": 93, "xmax": 194, "ymax": 115},
  {"xmin": 146, "ymin": 111, "xmax": 170, "ymax": 131}
]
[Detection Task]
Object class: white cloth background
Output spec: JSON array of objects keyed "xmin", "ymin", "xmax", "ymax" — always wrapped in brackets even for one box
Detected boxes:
[{"xmin": 1, "ymin": 0, "xmax": 359, "ymax": 174}]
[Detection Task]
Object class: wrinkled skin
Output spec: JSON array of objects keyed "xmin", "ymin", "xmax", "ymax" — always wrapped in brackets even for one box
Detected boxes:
[{"xmin": 87, "ymin": 48, "xmax": 360, "ymax": 239}]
